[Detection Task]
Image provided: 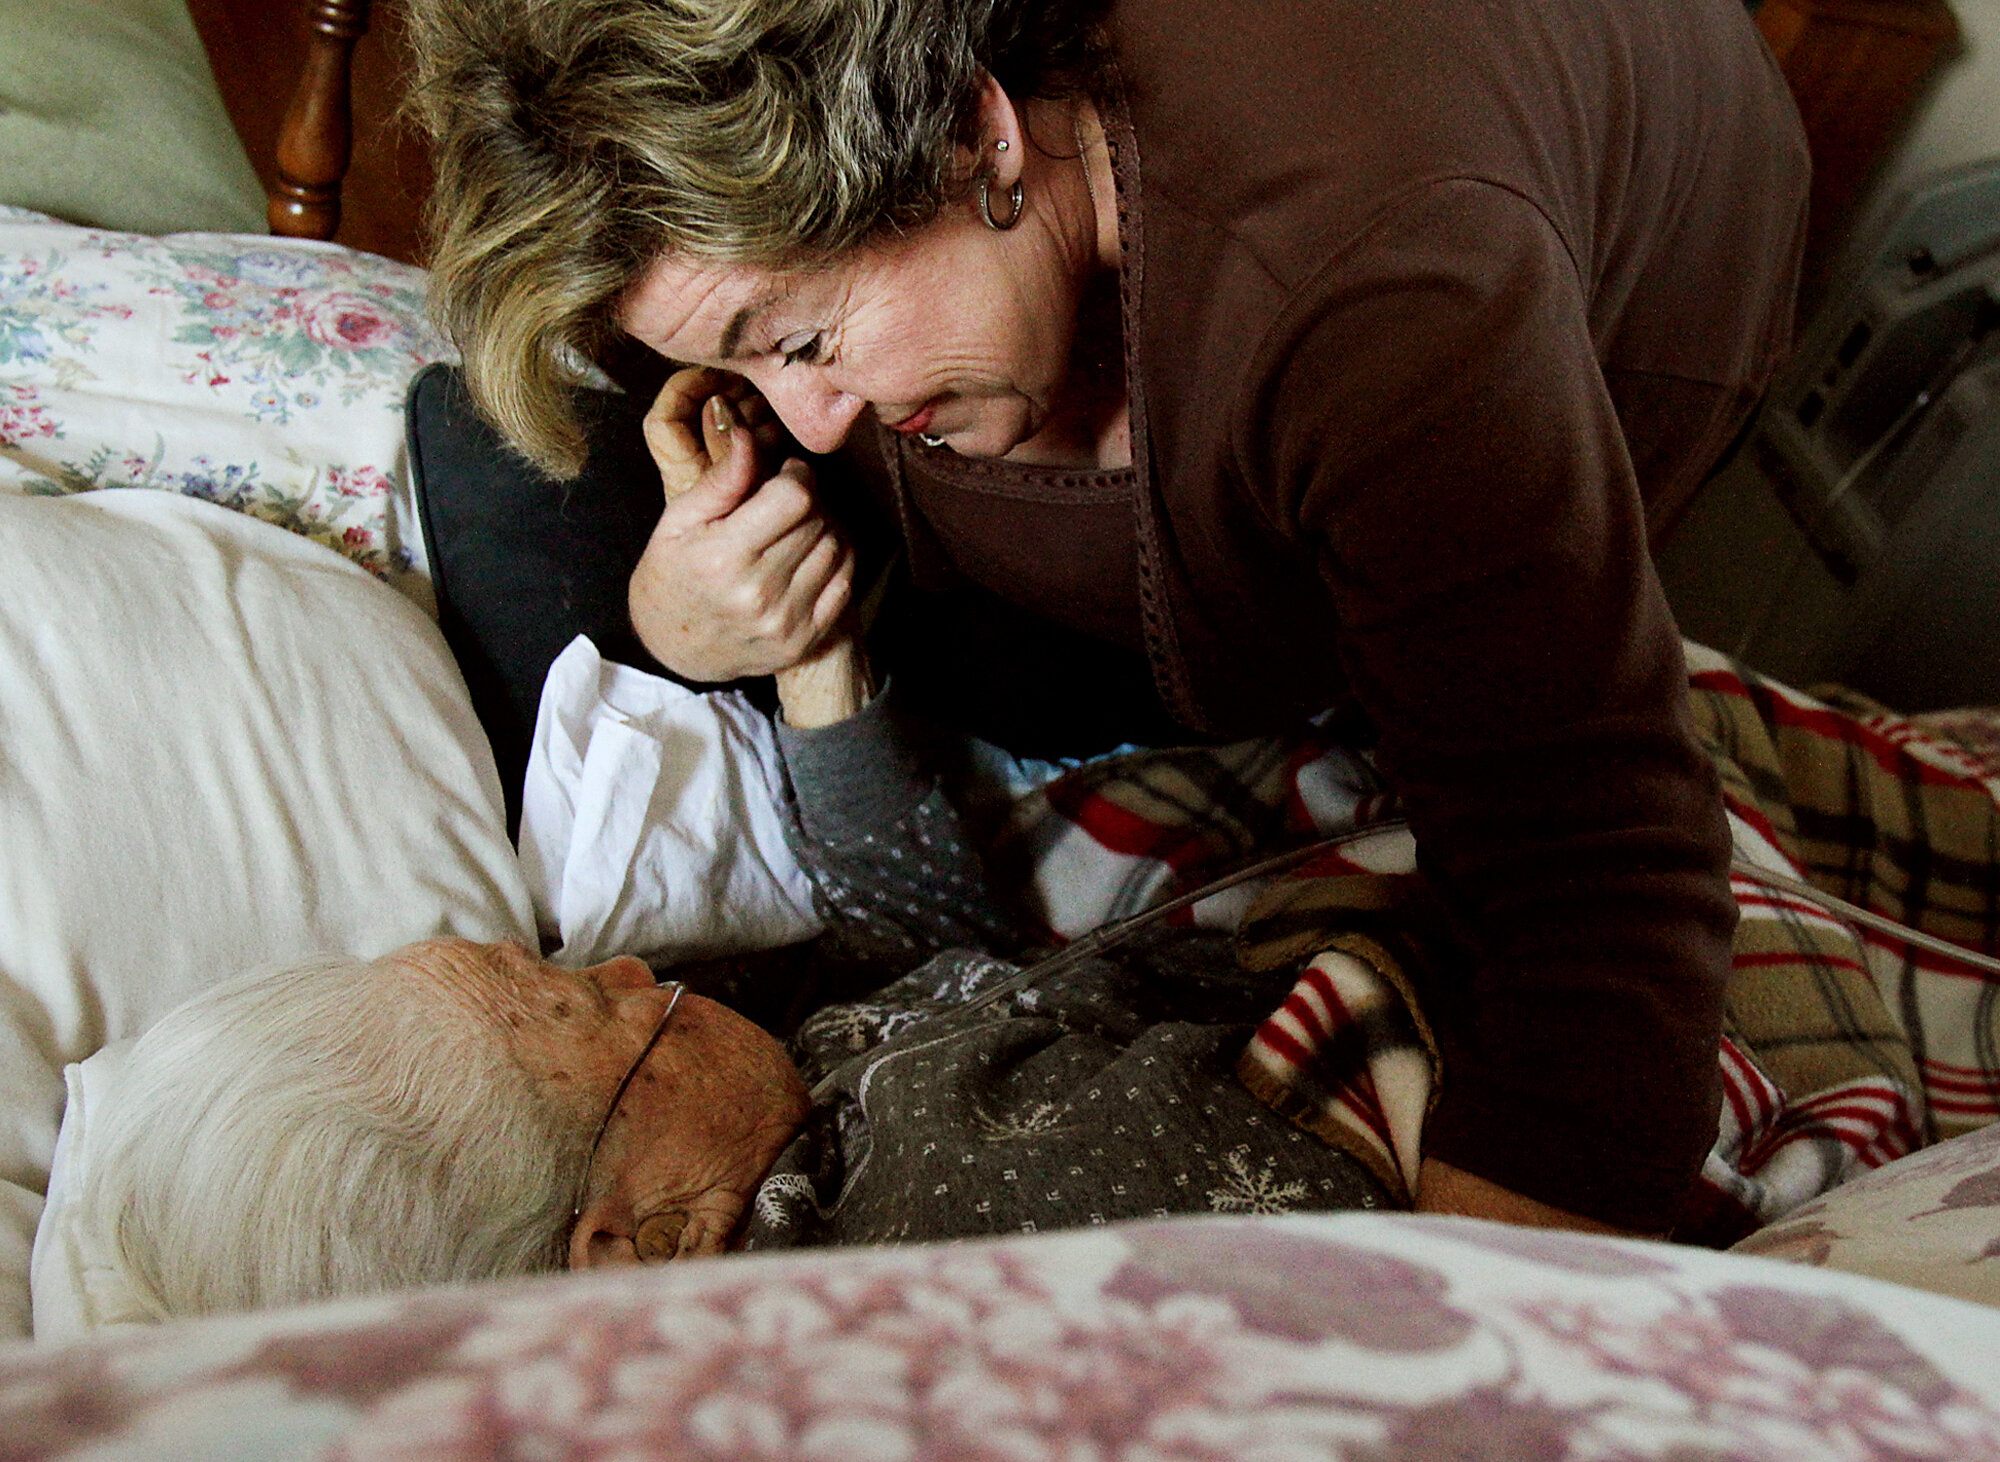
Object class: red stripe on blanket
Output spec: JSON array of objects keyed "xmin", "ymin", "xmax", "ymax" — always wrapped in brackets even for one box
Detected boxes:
[
  {"xmin": 1717, "ymin": 1055, "xmax": 1771, "ymax": 1141},
  {"xmin": 1788, "ymin": 1093, "xmax": 1914, "ymax": 1130},
  {"xmin": 1347, "ymin": 1077, "xmax": 1394, "ymax": 1147},
  {"xmin": 1053, "ymin": 793, "xmax": 1195, "ymax": 860},
  {"xmin": 1738, "ymin": 1088, "xmax": 1918, "ymax": 1173},
  {"xmin": 1719, "ymin": 790, "xmax": 1794, "ymax": 859},
  {"xmin": 1929, "ymin": 1094, "xmax": 2000, "ymax": 1118},
  {"xmin": 1688, "ymin": 669, "xmax": 1753, "ymax": 696},
  {"xmin": 1859, "ymin": 935, "xmax": 2000, "ymax": 984},
  {"xmin": 1315, "ymin": 1058, "xmax": 1393, "ymax": 1147},
  {"xmin": 1920, "ymin": 1059, "xmax": 2000, "ymax": 1090},
  {"xmin": 1279, "ymin": 990, "xmax": 1332, "ymax": 1045},
  {"xmin": 1731, "ymin": 950, "xmax": 1869, "ymax": 975},
  {"xmin": 1696, "ymin": 670, "xmax": 1984, "ymax": 789},
  {"xmin": 1730, "ymin": 895, "xmax": 1842, "ymax": 928},
  {"xmin": 1244, "ymin": 960, "xmax": 1403, "ymax": 1156},
  {"xmin": 1250, "ymin": 1032, "xmax": 1395, "ymax": 1149},
  {"xmin": 1288, "ymin": 968, "xmax": 1336, "ymax": 1024},
  {"xmin": 1252, "ymin": 1022, "xmax": 1313, "ymax": 1069},
  {"xmin": 1300, "ymin": 961, "xmax": 1347, "ymax": 1020}
]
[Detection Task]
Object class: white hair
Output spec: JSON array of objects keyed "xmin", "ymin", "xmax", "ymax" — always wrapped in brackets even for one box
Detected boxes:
[{"xmin": 83, "ymin": 951, "xmax": 592, "ymax": 1319}]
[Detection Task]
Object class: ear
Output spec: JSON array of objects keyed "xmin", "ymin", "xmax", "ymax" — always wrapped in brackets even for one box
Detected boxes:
[
  {"xmin": 956, "ymin": 72, "xmax": 1026, "ymax": 189},
  {"xmin": 635, "ymin": 1211, "xmax": 691, "ymax": 1261},
  {"xmin": 570, "ymin": 1192, "xmax": 636, "ymax": 1270},
  {"xmin": 569, "ymin": 1197, "xmax": 733, "ymax": 1269}
]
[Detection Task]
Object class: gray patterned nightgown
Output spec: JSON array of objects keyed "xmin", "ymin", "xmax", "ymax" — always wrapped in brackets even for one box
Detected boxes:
[{"xmin": 737, "ymin": 696, "xmax": 1388, "ymax": 1250}]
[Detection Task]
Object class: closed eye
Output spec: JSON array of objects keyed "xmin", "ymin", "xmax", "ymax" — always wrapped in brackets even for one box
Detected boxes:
[{"xmin": 777, "ymin": 331, "xmax": 827, "ymax": 367}]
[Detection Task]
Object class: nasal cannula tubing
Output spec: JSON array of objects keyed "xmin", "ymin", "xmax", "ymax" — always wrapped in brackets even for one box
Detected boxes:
[
  {"xmin": 806, "ymin": 820, "xmax": 2000, "ymax": 1100},
  {"xmin": 968, "ymin": 820, "xmax": 2000, "ymax": 1013}
]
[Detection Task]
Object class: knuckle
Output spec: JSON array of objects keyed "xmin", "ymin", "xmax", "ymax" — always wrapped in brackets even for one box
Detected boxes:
[
  {"xmin": 761, "ymin": 479, "xmax": 808, "ymax": 519},
  {"xmin": 723, "ymin": 580, "xmax": 767, "ymax": 619}
]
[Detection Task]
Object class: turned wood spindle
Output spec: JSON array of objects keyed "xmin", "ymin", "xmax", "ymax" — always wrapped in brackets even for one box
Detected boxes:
[{"xmin": 270, "ymin": 0, "xmax": 375, "ymax": 241}]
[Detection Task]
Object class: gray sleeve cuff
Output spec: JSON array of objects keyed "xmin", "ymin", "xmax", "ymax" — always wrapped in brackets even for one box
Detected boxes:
[{"xmin": 775, "ymin": 684, "xmax": 932, "ymax": 844}]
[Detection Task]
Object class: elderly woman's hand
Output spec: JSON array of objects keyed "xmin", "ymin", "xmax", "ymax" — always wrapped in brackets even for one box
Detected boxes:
[{"xmin": 629, "ymin": 367, "xmax": 857, "ymax": 682}]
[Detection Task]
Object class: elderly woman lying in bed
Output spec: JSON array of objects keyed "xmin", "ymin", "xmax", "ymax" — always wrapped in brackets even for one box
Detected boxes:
[
  {"xmin": 81, "ymin": 366, "xmax": 2000, "ymax": 1321},
  {"xmin": 78, "ymin": 571, "xmax": 2000, "ymax": 1322},
  {"xmin": 82, "ymin": 658, "xmax": 1394, "ymax": 1319},
  {"xmin": 68, "ymin": 375, "xmax": 1387, "ymax": 1322}
]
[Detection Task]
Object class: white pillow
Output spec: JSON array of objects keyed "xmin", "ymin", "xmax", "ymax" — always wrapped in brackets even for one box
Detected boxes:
[
  {"xmin": 0, "ymin": 489, "xmax": 535, "ymax": 1339},
  {"xmin": 29, "ymin": 1043, "xmax": 149, "ymax": 1342},
  {"xmin": 0, "ymin": 208, "xmax": 451, "ymax": 606}
]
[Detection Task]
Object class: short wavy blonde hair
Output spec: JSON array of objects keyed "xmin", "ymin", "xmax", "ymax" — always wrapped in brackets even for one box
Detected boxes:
[{"xmin": 405, "ymin": 0, "xmax": 1110, "ymax": 476}]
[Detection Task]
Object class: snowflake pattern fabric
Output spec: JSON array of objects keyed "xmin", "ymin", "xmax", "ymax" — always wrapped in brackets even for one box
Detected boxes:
[
  {"xmin": 749, "ymin": 947, "xmax": 1390, "ymax": 1248},
  {"xmin": 747, "ymin": 713, "xmax": 1391, "ymax": 1249}
]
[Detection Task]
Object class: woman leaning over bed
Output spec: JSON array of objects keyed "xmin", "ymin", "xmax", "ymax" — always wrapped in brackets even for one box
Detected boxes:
[{"xmin": 404, "ymin": 0, "xmax": 1809, "ymax": 1235}]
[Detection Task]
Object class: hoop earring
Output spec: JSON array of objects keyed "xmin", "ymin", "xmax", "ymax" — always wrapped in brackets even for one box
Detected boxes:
[{"xmin": 978, "ymin": 174, "xmax": 1024, "ymax": 231}]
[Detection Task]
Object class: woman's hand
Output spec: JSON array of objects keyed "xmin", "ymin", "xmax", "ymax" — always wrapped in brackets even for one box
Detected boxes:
[{"xmin": 629, "ymin": 367, "xmax": 857, "ymax": 682}]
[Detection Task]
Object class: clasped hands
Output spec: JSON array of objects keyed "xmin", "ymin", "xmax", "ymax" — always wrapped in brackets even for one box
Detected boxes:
[{"xmin": 630, "ymin": 368, "xmax": 869, "ymax": 727}]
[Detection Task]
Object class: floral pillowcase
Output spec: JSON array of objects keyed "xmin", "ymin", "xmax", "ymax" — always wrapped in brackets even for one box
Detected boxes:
[
  {"xmin": 0, "ymin": 206, "xmax": 452, "ymax": 596},
  {"xmin": 1732, "ymin": 1119, "xmax": 2000, "ymax": 1311}
]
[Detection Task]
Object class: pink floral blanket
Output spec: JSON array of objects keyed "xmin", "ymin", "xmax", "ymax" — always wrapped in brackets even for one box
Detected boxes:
[{"xmin": 7, "ymin": 1212, "xmax": 2000, "ymax": 1460}]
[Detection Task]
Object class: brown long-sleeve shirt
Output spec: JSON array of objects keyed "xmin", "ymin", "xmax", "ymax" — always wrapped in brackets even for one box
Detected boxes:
[{"xmin": 842, "ymin": 0, "xmax": 1808, "ymax": 1229}]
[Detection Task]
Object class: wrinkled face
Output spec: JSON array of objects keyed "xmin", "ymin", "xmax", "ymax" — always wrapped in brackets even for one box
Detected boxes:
[
  {"xmin": 619, "ymin": 205, "xmax": 1090, "ymax": 460},
  {"xmin": 399, "ymin": 938, "xmax": 809, "ymax": 1261}
]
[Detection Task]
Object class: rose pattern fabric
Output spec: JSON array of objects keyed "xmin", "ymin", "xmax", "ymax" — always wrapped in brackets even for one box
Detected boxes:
[
  {"xmin": 0, "ymin": 207, "xmax": 451, "ymax": 583},
  {"xmin": 6, "ymin": 1213, "xmax": 2000, "ymax": 1461},
  {"xmin": 1735, "ymin": 1121, "xmax": 2000, "ymax": 1310}
]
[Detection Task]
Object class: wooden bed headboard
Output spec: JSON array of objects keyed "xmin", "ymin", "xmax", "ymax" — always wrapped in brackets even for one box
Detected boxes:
[
  {"xmin": 186, "ymin": 0, "xmax": 1961, "ymax": 297},
  {"xmin": 188, "ymin": 0, "xmax": 430, "ymax": 266}
]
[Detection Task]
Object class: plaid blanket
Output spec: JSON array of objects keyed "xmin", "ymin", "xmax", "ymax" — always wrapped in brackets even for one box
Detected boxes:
[{"xmin": 993, "ymin": 642, "xmax": 2000, "ymax": 1244}]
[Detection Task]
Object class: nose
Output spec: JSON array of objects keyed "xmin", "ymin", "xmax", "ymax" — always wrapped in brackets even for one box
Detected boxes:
[
  {"xmin": 582, "ymin": 955, "xmax": 657, "ymax": 993},
  {"xmin": 758, "ymin": 372, "xmax": 867, "ymax": 454}
]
